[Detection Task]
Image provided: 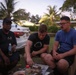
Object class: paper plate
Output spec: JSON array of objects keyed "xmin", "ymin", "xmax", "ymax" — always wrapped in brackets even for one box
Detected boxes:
[{"xmin": 13, "ymin": 70, "xmax": 25, "ymax": 75}]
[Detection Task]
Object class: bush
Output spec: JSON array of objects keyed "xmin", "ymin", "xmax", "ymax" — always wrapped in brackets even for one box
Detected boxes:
[
  {"xmin": 23, "ymin": 26, "xmax": 39, "ymax": 31},
  {"xmin": 29, "ymin": 26, "xmax": 39, "ymax": 31},
  {"xmin": 48, "ymin": 25, "xmax": 59, "ymax": 33}
]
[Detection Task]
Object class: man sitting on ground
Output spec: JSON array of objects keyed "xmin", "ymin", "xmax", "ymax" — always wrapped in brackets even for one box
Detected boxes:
[
  {"xmin": 41, "ymin": 16, "xmax": 76, "ymax": 75},
  {"xmin": 24, "ymin": 24, "xmax": 50, "ymax": 66},
  {"xmin": 0, "ymin": 17, "xmax": 20, "ymax": 75}
]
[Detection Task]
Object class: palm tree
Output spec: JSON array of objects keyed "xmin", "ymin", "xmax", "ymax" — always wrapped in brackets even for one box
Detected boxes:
[
  {"xmin": 0, "ymin": 0, "xmax": 17, "ymax": 19},
  {"xmin": 39, "ymin": 5, "xmax": 60, "ymax": 26},
  {"xmin": 60, "ymin": 0, "xmax": 76, "ymax": 13},
  {"xmin": 13, "ymin": 9, "xmax": 30, "ymax": 21},
  {"xmin": 0, "ymin": 0, "xmax": 30, "ymax": 21}
]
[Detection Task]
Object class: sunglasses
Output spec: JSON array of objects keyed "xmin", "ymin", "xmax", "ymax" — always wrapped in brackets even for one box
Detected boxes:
[{"xmin": 59, "ymin": 22, "xmax": 68, "ymax": 25}]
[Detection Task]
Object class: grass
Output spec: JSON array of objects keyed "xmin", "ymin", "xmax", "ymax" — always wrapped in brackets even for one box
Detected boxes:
[{"xmin": 49, "ymin": 37, "xmax": 55, "ymax": 52}]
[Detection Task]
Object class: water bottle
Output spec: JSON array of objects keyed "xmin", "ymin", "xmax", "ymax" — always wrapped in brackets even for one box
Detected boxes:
[
  {"xmin": 8, "ymin": 43, "xmax": 12, "ymax": 56},
  {"xmin": 25, "ymin": 65, "xmax": 31, "ymax": 75}
]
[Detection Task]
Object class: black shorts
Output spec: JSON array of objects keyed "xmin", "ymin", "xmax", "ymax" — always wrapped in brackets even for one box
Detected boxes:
[{"xmin": 50, "ymin": 50, "xmax": 75, "ymax": 66}]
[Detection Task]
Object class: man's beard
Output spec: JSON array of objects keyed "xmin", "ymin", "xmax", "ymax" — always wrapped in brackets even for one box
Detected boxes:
[{"xmin": 3, "ymin": 28, "xmax": 9, "ymax": 32}]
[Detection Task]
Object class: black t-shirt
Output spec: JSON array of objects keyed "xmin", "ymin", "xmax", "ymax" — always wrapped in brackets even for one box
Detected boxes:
[
  {"xmin": 28, "ymin": 33, "xmax": 50, "ymax": 52},
  {"xmin": 0, "ymin": 29, "xmax": 17, "ymax": 55}
]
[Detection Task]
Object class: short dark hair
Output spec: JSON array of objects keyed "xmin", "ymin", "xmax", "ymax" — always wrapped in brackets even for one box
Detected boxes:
[
  {"xmin": 3, "ymin": 17, "xmax": 12, "ymax": 25},
  {"xmin": 38, "ymin": 24, "xmax": 47, "ymax": 33},
  {"xmin": 60, "ymin": 16, "xmax": 70, "ymax": 21}
]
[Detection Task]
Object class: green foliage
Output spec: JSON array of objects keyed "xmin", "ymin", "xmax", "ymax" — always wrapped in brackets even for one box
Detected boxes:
[
  {"xmin": 71, "ymin": 24, "xmax": 74, "ymax": 28},
  {"xmin": 30, "ymin": 15, "xmax": 41, "ymax": 23},
  {"xmin": 23, "ymin": 26, "xmax": 39, "ymax": 31},
  {"xmin": 0, "ymin": 0, "xmax": 16, "ymax": 18},
  {"xmin": 48, "ymin": 25, "xmax": 59, "ymax": 33},
  {"xmin": 60, "ymin": 0, "xmax": 76, "ymax": 13},
  {"xmin": 0, "ymin": 0, "xmax": 30, "ymax": 20},
  {"xmin": 39, "ymin": 5, "xmax": 60, "ymax": 25}
]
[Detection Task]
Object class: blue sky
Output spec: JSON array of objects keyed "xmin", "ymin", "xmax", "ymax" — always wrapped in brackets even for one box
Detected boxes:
[{"xmin": 15, "ymin": 0, "xmax": 64, "ymax": 16}]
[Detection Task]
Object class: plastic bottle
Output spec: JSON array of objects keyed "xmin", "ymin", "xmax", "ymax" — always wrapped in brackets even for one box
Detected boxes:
[
  {"xmin": 25, "ymin": 65, "xmax": 31, "ymax": 75},
  {"xmin": 8, "ymin": 43, "xmax": 12, "ymax": 56}
]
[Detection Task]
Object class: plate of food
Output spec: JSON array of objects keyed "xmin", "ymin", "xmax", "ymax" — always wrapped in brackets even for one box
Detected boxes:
[
  {"xmin": 31, "ymin": 64, "xmax": 42, "ymax": 75},
  {"xmin": 31, "ymin": 64, "xmax": 49, "ymax": 75}
]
